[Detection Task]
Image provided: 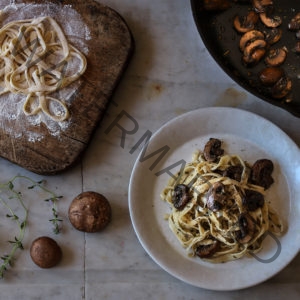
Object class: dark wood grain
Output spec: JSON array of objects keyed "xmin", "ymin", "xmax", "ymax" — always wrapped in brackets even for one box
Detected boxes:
[{"xmin": 0, "ymin": 0, "xmax": 134, "ymax": 174}]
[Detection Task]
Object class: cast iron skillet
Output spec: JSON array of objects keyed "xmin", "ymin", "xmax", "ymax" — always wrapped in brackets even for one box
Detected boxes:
[{"xmin": 191, "ymin": 0, "xmax": 300, "ymax": 118}]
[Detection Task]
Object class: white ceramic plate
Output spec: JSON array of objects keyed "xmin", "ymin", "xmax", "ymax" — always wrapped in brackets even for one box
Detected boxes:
[{"xmin": 129, "ymin": 107, "xmax": 300, "ymax": 291}]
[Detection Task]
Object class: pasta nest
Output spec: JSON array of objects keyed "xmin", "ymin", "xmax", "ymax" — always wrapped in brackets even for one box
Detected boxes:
[{"xmin": 0, "ymin": 16, "xmax": 87, "ymax": 122}]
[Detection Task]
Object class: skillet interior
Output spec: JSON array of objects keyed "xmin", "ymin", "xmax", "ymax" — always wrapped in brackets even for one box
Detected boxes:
[{"xmin": 191, "ymin": 0, "xmax": 300, "ymax": 118}]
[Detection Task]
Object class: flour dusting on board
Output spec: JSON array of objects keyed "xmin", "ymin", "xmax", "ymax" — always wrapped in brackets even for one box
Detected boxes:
[{"xmin": 0, "ymin": 2, "xmax": 91, "ymax": 142}]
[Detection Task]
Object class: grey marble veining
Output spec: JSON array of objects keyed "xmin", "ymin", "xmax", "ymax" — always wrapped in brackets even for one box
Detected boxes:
[{"xmin": 0, "ymin": 0, "xmax": 299, "ymax": 299}]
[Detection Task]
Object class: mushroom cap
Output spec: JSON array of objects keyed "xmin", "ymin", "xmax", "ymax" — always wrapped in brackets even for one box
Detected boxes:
[
  {"xmin": 30, "ymin": 236, "xmax": 62, "ymax": 268},
  {"xmin": 68, "ymin": 191, "xmax": 112, "ymax": 232}
]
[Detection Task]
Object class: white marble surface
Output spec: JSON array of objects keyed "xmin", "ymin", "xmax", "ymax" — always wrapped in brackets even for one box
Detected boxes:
[{"xmin": 0, "ymin": 0, "xmax": 300, "ymax": 299}]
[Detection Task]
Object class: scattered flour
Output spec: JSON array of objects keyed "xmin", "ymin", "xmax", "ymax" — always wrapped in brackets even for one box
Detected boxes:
[
  {"xmin": 1, "ymin": 2, "xmax": 92, "ymax": 45},
  {"xmin": 0, "ymin": 1, "xmax": 91, "ymax": 142}
]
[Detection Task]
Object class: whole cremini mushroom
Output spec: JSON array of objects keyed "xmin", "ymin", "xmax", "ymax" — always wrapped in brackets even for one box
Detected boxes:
[
  {"xmin": 68, "ymin": 191, "xmax": 112, "ymax": 233},
  {"xmin": 30, "ymin": 236, "xmax": 62, "ymax": 268}
]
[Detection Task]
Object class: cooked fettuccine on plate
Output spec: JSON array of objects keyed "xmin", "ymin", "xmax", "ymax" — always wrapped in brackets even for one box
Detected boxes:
[{"xmin": 161, "ymin": 138, "xmax": 284, "ymax": 263}]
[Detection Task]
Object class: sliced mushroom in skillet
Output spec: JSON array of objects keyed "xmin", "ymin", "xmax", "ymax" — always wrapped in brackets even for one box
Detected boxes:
[
  {"xmin": 172, "ymin": 184, "xmax": 191, "ymax": 210},
  {"xmin": 250, "ymin": 159, "xmax": 274, "ymax": 189},
  {"xmin": 293, "ymin": 41, "xmax": 300, "ymax": 54},
  {"xmin": 239, "ymin": 30, "xmax": 265, "ymax": 52},
  {"xmin": 259, "ymin": 66, "xmax": 285, "ymax": 86},
  {"xmin": 242, "ymin": 39, "xmax": 267, "ymax": 66},
  {"xmin": 235, "ymin": 213, "xmax": 255, "ymax": 244},
  {"xmin": 195, "ymin": 240, "xmax": 220, "ymax": 258},
  {"xmin": 264, "ymin": 48, "xmax": 287, "ymax": 67},
  {"xmin": 206, "ymin": 182, "xmax": 226, "ymax": 212},
  {"xmin": 203, "ymin": 138, "xmax": 224, "ymax": 162},
  {"xmin": 271, "ymin": 75, "xmax": 292, "ymax": 99},
  {"xmin": 233, "ymin": 11, "xmax": 259, "ymax": 33},
  {"xmin": 260, "ymin": 12, "xmax": 282, "ymax": 28},
  {"xmin": 288, "ymin": 13, "xmax": 300, "ymax": 54},
  {"xmin": 242, "ymin": 48, "xmax": 266, "ymax": 66},
  {"xmin": 243, "ymin": 38, "xmax": 267, "ymax": 58},
  {"xmin": 265, "ymin": 28, "xmax": 282, "ymax": 45},
  {"xmin": 288, "ymin": 12, "xmax": 300, "ymax": 31},
  {"xmin": 252, "ymin": 0, "xmax": 273, "ymax": 13},
  {"xmin": 242, "ymin": 189, "xmax": 265, "ymax": 211},
  {"xmin": 258, "ymin": 67, "xmax": 292, "ymax": 99}
]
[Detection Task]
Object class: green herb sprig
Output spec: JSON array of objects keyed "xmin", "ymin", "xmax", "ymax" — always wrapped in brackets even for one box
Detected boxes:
[
  {"xmin": 26, "ymin": 177, "xmax": 63, "ymax": 235},
  {"xmin": 0, "ymin": 175, "xmax": 63, "ymax": 279},
  {"xmin": 0, "ymin": 179, "xmax": 28, "ymax": 279}
]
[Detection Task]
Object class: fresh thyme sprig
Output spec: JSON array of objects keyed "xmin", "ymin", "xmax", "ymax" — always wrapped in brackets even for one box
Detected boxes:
[
  {"xmin": 24, "ymin": 177, "xmax": 63, "ymax": 234},
  {"xmin": 0, "ymin": 175, "xmax": 63, "ymax": 278},
  {"xmin": 0, "ymin": 178, "xmax": 28, "ymax": 279},
  {"xmin": 44, "ymin": 196, "xmax": 63, "ymax": 235}
]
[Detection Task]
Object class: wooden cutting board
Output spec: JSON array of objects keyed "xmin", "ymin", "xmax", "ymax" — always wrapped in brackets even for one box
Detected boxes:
[{"xmin": 0, "ymin": 0, "xmax": 134, "ymax": 174}]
